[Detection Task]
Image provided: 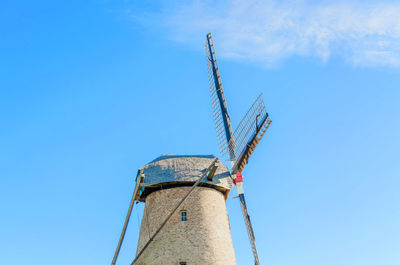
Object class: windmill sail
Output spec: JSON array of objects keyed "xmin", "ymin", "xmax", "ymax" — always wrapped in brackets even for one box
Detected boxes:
[
  {"xmin": 206, "ymin": 33, "xmax": 236, "ymax": 161},
  {"xmin": 230, "ymin": 94, "xmax": 272, "ymax": 173},
  {"xmin": 239, "ymin": 194, "xmax": 260, "ymax": 265},
  {"xmin": 206, "ymin": 33, "xmax": 272, "ymax": 265}
]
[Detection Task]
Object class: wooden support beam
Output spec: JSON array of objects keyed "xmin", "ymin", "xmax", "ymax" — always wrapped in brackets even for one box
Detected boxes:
[{"xmin": 111, "ymin": 170, "xmax": 144, "ymax": 265}]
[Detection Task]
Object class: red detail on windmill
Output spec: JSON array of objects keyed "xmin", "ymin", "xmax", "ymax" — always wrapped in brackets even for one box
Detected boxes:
[{"xmin": 233, "ymin": 171, "xmax": 243, "ymax": 185}]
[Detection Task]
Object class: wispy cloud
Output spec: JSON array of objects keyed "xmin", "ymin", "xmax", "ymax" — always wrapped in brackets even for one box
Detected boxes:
[{"xmin": 141, "ymin": 0, "xmax": 400, "ymax": 67}]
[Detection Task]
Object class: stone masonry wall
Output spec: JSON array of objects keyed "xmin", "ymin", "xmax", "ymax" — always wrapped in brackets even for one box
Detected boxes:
[{"xmin": 135, "ymin": 186, "xmax": 236, "ymax": 265}]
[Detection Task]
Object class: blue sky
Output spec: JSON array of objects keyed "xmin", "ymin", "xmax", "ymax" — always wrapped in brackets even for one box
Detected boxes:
[{"xmin": 1, "ymin": 1, "xmax": 399, "ymax": 264}]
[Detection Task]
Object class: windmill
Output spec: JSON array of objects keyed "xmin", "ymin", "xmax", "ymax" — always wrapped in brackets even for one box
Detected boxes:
[
  {"xmin": 206, "ymin": 32, "xmax": 272, "ymax": 265},
  {"xmin": 110, "ymin": 33, "xmax": 271, "ymax": 265}
]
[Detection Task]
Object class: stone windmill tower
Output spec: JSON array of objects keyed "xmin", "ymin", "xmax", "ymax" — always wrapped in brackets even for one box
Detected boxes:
[
  {"xmin": 111, "ymin": 33, "xmax": 271, "ymax": 265},
  {"xmin": 134, "ymin": 155, "xmax": 236, "ymax": 264}
]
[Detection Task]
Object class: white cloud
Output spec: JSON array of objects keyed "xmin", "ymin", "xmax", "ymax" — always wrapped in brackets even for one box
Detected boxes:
[{"xmin": 151, "ymin": 0, "xmax": 400, "ymax": 67}]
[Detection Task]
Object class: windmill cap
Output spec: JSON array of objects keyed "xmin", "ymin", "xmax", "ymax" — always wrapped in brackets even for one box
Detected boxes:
[
  {"xmin": 139, "ymin": 155, "xmax": 233, "ymax": 200},
  {"xmin": 149, "ymin": 154, "xmax": 216, "ymax": 163}
]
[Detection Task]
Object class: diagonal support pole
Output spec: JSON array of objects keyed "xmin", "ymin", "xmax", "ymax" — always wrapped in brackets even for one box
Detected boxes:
[{"xmin": 111, "ymin": 170, "xmax": 144, "ymax": 265}]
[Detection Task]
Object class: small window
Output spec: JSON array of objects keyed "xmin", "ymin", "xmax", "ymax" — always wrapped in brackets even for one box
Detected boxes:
[{"xmin": 181, "ymin": 210, "xmax": 187, "ymax": 222}]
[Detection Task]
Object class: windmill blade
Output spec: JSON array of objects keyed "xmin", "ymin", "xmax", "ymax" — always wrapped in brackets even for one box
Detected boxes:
[
  {"xmin": 206, "ymin": 33, "xmax": 235, "ymax": 161},
  {"xmin": 233, "ymin": 171, "xmax": 260, "ymax": 265},
  {"xmin": 206, "ymin": 33, "xmax": 271, "ymax": 265},
  {"xmin": 230, "ymin": 93, "xmax": 272, "ymax": 173},
  {"xmin": 239, "ymin": 193, "xmax": 260, "ymax": 265}
]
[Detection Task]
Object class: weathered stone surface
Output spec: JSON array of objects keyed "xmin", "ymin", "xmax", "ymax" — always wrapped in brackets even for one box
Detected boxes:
[{"xmin": 136, "ymin": 186, "xmax": 237, "ymax": 265}]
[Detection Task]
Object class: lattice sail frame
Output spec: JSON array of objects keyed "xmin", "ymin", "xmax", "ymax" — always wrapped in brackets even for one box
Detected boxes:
[
  {"xmin": 206, "ymin": 33, "xmax": 271, "ymax": 169},
  {"xmin": 206, "ymin": 33, "xmax": 271, "ymax": 265},
  {"xmin": 226, "ymin": 93, "xmax": 269, "ymax": 160},
  {"xmin": 206, "ymin": 34, "xmax": 235, "ymax": 160}
]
